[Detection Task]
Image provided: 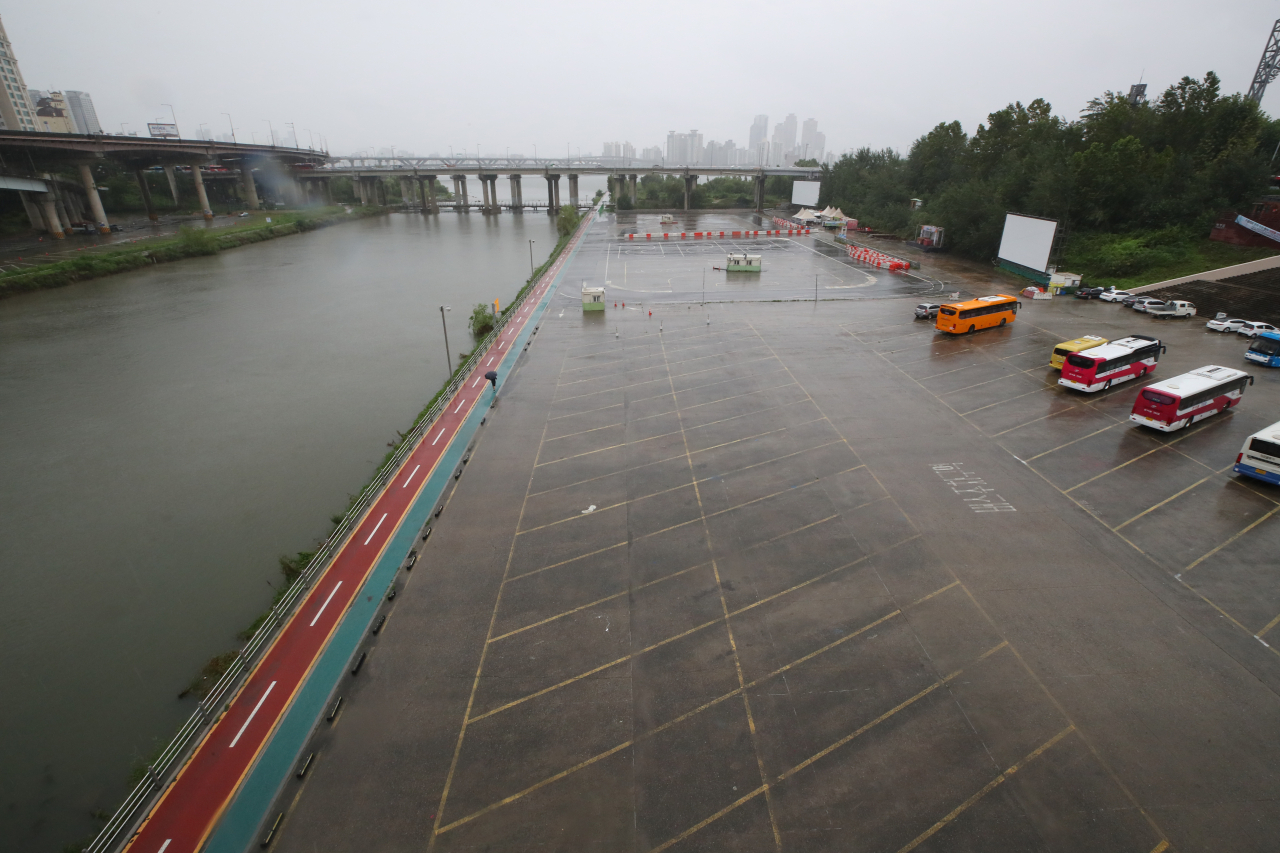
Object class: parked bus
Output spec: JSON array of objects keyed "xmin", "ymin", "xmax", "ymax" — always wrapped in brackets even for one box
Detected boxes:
[
  {"xmin": 1129, "ymin": 365, "xmax": 1254, "ymax": 432},
  {"xmin": 1245, "ymin": 330, "xmax": 1280, "ymax": 368},
  {"xmin": 1234, "ymin": 420, "xmax": 1280, "ymax": 486},
  {"xmin": 936, "ymin": 294, "xmax": 1020, "ymax": 334},
  {"xmin": 1058, "ymin": 335, "xmax": 1164, "ymax": 392},
  {"xmin": 1050, "ymin": 334, "xmax": 1108, "ymax": 370}
]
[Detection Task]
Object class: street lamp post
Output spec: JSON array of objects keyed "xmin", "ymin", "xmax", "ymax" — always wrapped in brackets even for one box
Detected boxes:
[
  {"xmin": 305, "ymin": 129, "xmax": 314, "ymax": 150},
  {"xmin": 162, "ymin": 103, "xmax": 180, "ymax": 138},
  {"xmin": 223, "ymin": 113, "xmax": 236, "ymax": 144},
  {"xmin": 287, "ymin": 122, "xmax": 298, "ymax": 149},
  {"xmin": 198, "ymin": 122, "xmax": 209, "ymax": 140},
  {"xmin": 440, "ymin": 306, "xmax": 453, "ymax": 374},
  {"xmin": 528, "ymin": 240, "xmax": 536, "ymax": 279},
  {"xmin": 264, "ymin": 120, "xmax": 275, "ymax": 147}
]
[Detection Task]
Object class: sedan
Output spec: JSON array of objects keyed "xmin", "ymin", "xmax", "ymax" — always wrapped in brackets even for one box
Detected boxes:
[
  {"xmin": 1133, "ymin": 298, "xmax": 1164, "ymax": 313},
  {"xmin": 1121, "ymin": 293, "xmax": 1147, "ymax": 307},
  {"xmin": 1099, "ymin": 288, "xmax": 1125, "ymax": 302},
  {"xmin": 1206, "ymin": 317, "xmax": 1245, "ymax": 332},
  {"xmin": 1074, "ymin": 287, "xmax": 1105, "ymax": 300},
  {"xmin": 1239, "ymin": 321, "xmax": 1279, "ymax": 338}
]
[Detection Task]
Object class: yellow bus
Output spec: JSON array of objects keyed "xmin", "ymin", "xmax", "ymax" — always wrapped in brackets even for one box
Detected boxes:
[
  {"xmin": 1050, "ymin": 334, "xmax": 1108, "ymax": 370},
  {"xmin": 935, "ymin": 294, "xmax": 1021, "ymax": 334}
]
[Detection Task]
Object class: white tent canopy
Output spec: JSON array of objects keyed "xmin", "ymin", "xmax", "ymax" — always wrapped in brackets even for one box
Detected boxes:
[{"xmin": 793, "ymin": 208, "xmax": 821, "ymax": 221}]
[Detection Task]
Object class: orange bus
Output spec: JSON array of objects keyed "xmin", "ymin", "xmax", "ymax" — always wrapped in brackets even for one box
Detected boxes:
[{"xmin": 935, "ymin": 294, "xmax": 1021, "ymax": 334}]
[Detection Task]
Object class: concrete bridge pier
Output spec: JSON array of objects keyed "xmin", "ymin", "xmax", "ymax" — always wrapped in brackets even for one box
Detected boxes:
[
  {"xmin": 49, "ymin": 180, "xmax": 74, "ymax": 235},
  {"xmin": 191, "ymin": 164, "xmax": 213, "ymax": 220},
  {"xmin": 163, "ymin": 165, "xmax": 180, "ymax": 204},
  {"xmin": 39, "ymin": 191, "xmax": 65, "ymax": 238},
  {"xmin": 509, "ymin": 174, "xmax": 522, "ymax": 210},
  {"xmin": 323, "ymin": 177, "xmax": 334, "ymax": 206},
  {"xmin": 399, "ymin": 177, "xmax": 415, "ymax": 209},
  {"xmin": 78, "ymin": 164, "xmax": 112, "ymax": 233},
  {"xmin": 455, "ymin": 175, "xmax": 469, "ymax": 211},
  {"xmin": 546, "ymin": 174, "xmax": 560, "ymax": 212},
  {"xmin": 684, "ymin": 175, "xmax": 696, "ymax": 210},
  {"xmin": 17, "ymin": 191, "xmax": 43, "ymax": 231},
  {"xmin": 568, "ymin": 174, "xmax": 578, "ymax": 208},
  {"xmin": 423, "ymin": 176, "xmax": 439, "ymax": 213},
  {"xmin": 135, "ymin": 170, "xmax": 159, "ymax": 222},
  {"xmin": 240, "ymin": 162, "xmax": 261, "ymax": 210},
  {"xmin": 754, "ymin": 175, "xmax": 765, "ymax": 212},
  {"xmin": 629, "ymin": 174, "xmax": 638, "ymax": 205},
  {"xmin": 479, "ymin": 176, "xmax": 491, "ymax": 212}
]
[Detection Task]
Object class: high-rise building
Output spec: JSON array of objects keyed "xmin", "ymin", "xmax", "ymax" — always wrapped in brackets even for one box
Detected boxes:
[
  {"xmin": 640, "ymin": 145, "xmax": 662, "ymax": 163},
  {"xmin": 34, "ymin": 91, "xmax": 76, "ymax": 134},
  {"xmin": 800, "ymin": 118, "xmax": 820, "ymax": 160},
  {"xmin": 749, "ymin": 115, "xmax": 768, "ymax": 163},
  {"xmin": 0, "ymin": 16, "xmax": 38, "ymax": 132},
  {"xmin": 772, "ymin": 114, "xmax": 797, "ymax": 161},
  {"xmin": 665, "ymin": 130, "xmax": 703, "ymax": 165},
  {"xmin": 602, "ymin": 142, "xmax": 636, "ymax": 160},
  {"xmin": 64, "ymin": 90, "xmax": 101, "ymax": 134}
]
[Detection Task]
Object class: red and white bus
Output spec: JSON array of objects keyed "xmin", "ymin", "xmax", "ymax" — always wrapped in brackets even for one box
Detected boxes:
[
  {"xmin": 1129, "ymin": 365, "xmax": 1254, "ymax": 432},
  {"xmin": 1058, "ymin": 335, "xmax": 1164, "ymax": 392}
]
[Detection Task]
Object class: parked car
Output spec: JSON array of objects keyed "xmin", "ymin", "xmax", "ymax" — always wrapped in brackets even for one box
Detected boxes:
[
  {"xmin": 1074, "ymin": 287, "xmax": 1105, "ymax": 300},
  {"xmin": 1098, "ymin": 288, "xmax": 1126, "ymax": 302},
  {"xmin": 1121, "ymin": 293, "xmax": 1146, "ymax": 307},
  {"xmin": 1133, "ymin": 298, "xmax": 1164, "ymax": 313},
  {"xmin": 915, "ymin": 303, "xmax": 942, "ymax": 319},
  {"xmin": 1239, "ymin": 321, "xmax": 1280, "ymax": 338},
  {"xmin": 1148, "ymin": 300, "xmax": 1197, "ymax": 318},
  {"xmin": 1206, "ymin": 316, "xmax": 1246, "ymax": 332}
]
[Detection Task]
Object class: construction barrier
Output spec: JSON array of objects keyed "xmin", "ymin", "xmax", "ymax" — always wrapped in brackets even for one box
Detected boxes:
[
  {"xmin": 845, "ymin": 243, "xmax": 911, "ymax": 271},
  {"xmin": 623, "ymin": 228, "xmax": 808, "ymax": 242}
]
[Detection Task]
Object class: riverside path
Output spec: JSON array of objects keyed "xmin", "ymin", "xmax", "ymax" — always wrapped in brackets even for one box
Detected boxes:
[{"xmin": 120, "ymin": 208, "xmax": 595, "ymax": 853}]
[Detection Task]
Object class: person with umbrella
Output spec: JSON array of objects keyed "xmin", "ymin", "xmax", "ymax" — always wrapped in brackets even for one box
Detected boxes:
[{"xmin": 485, "ymin": 370, "xmax": 498, "ymax": 406}]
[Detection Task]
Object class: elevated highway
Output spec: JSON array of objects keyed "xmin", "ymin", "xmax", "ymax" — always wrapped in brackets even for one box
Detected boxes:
[{"xmin": 0, "ymin": 130, "xmax": 329, "ymax": 233}]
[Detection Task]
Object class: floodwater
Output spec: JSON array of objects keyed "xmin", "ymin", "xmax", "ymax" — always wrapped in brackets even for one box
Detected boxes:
[{"xmin": 0, "ymin": 208, "xmax": 566, "ymax": 851}]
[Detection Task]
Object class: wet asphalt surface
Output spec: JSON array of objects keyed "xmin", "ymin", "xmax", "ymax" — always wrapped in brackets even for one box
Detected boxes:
[{"xmin": 264, "ymin": 214, "xmax": 1280, "ymax": 853}]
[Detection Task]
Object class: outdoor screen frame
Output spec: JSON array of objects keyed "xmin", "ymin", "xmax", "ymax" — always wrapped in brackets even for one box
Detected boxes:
[
  {"xmin": 791, "ymin": 180, "xmax": 821, "ymax": 207},
  {"xmin": 997, "ymin": 213, "xmax": 1057, "ymax": 273}
]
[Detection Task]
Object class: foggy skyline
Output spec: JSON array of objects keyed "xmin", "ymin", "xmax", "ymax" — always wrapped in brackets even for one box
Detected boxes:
[{"xmin": 4, "ymin": 0, "xmax": 1280, "ymax": 159}]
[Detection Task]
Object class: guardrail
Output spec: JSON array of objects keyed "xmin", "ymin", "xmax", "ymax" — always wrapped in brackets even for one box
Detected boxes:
[{"xmin": 83, "ymin": 210, "xmax": 591, "ymax": 853}]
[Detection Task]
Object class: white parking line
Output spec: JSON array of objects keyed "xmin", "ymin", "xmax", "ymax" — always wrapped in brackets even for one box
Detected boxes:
[
  {"xmin": 472, "ymin": 376, "xmax": 482, "ymax": 387},
  {"xmin": 432, "ymin": 428, "xmax": 445, "ymax": 445},
  {"xmin": 363, "ymin": 513, "xmax": 387, "ymax": 545},
  {"xmin": 402, "ymin": 465, "xmax": 420, "ymax": 487},
  {"xmin": 310, "ymin": 581, "xmax": 343, "ymax": 626},
  {"xmin": 454, "ymin": 398, "xmax": 466, "ymax": 414},
  {"xmin": 487, "ymin": 357, "xmax": 494, "ymax": 366},
  {"xmin": 229, "ymin": 681, "xmax": 276, "ymax": 747},
  {"xmin": 158, "ymin": 842, "xmax": 172, "ymax": 853}
]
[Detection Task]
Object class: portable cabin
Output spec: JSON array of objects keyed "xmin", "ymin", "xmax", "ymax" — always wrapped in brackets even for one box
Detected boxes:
[
  {"xmin": 726, "ymin": 253, "xmax": 762, "ymax": 272},
  {"xmin": 582, "ymin": 285, "xmax": 605, "ymax": 311}
]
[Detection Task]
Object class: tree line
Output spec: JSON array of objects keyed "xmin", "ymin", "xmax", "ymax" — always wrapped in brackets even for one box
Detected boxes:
[{"xmin": 817, "ymin": 72, "xmax": 1280, "ymax": 276}]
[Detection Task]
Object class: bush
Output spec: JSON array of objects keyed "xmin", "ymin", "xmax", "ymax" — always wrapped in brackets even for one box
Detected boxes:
[
  {"xmin": 469, "ymin": 302, "xmax": 495, "ymax": 337},
  {"xmin": 176, "ymin": 225, "xmax": 219, "ymax": 256},
  {"xmin": 617, "ymin": 194, "xmax": 633, "ymax": 210},
  {"xmin": 556, "ymin": 204, "xmax": 581, "ymax": 237}
]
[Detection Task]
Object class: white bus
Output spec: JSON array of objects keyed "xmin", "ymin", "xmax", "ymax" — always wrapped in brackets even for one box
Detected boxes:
[
  {"xmin": 1129, "ymin": 365, "xmax": 1253, "ymax": 432},
  {"xmin": 1234, "ymin": 420, "xmax": 1280, "ymax": 486}
]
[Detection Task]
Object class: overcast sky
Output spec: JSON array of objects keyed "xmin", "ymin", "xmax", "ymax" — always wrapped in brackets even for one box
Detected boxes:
[{"xmin": 7, "ymin": 1, "xmax": 1280, "ymax": 158}]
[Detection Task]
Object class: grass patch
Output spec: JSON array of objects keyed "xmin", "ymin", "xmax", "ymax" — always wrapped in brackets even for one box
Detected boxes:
[{"xmin": 1061, "ymin": 227, "xmax": 1278, "ymax": 291}]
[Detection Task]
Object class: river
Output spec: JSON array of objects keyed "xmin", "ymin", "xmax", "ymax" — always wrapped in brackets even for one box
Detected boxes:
[{"xmin": 0, "ymin": 207, "xmax": 571, "ymax": 851}]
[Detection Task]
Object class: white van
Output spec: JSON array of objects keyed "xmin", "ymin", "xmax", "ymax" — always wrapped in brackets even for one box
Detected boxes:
[{"xmin": 1234, "ymin": 420, "xmax": 1280, "ymax": 486}]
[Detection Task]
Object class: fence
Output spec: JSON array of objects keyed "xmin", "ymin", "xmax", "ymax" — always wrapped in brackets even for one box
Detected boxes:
[{"xmin": 83, "ymin": 209, "xmax": 592, "ymax": 853}]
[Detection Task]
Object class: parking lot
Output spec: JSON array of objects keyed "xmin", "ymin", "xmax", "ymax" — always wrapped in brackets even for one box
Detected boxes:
[{"xmin": 268, "ymin": 220, "xmax": 1280, "ymax": 853}]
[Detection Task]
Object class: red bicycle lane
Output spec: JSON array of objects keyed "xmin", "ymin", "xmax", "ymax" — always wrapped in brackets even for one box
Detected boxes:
[{"xmin": 122, "ymin": 214, "xmax": 590, "ymax": 853}]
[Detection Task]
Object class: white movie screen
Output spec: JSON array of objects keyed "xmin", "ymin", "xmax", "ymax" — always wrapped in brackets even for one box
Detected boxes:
[
  {"xmin": 997, "ymin": 213, "xmax": 1057, "ymax": 273},
  {"xmin": 791, "ymin": 180, "xmax": 821, "ymax": 207}
]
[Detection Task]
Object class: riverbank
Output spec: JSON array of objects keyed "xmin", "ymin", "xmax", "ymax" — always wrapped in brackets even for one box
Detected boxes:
[{"xmin": 0, "ymin": 206, "xmax": 386, "ymax": 299}]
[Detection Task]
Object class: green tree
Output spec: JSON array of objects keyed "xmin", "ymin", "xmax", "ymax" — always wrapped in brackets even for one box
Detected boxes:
[
  {"xmin": 556, "ymin": 204, "xmax": 581, "ymax": 237},
  {"xmin": 469, "ymin": 302, "xmax": 495, "ymax": 337}
]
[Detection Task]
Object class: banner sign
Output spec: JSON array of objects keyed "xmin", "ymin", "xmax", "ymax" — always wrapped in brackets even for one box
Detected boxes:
[
  {"xmin": 1235, "ymin": 215, "xmax": 1280, "ymax": 244},
  {"xmin": 147, "ymin": 123, "xmax": 179, "ymax": 138}
]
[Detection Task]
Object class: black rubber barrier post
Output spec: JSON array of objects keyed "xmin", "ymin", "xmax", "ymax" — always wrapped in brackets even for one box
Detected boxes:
[
  {"xmin": 434, "ymin": 504, "xmax": 444, "ymax": 518},
  {"xmin": 421, "ymin": 527, "xmax": 432, "ymax": 543},
  {"xmin": 326, "ymin": 697, "xmax": 343, "ymax": 722},
  {"xmin": 351, "ymin": 652, "xmax": 367, "ymax": 675},
  {"xmin": 296, "ymin": 752, "xmax": 315, "ymax": 779},
  {"xmin": 372, "ymin": 614, "xmax": 387, "ymax": 635}
]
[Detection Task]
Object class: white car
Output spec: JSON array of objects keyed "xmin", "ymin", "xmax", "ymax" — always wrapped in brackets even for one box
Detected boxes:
[
  {"xmin": 1206, "ymin": 317, "xmax": 1245, "ymax": 332},
  {"xmin": 1098, "ymin": 288, "xmax": 1125, "ymax": 302},
  {"xmin": 1239, "ymin": 321, "xmax": 1279, "ymax": 338}
]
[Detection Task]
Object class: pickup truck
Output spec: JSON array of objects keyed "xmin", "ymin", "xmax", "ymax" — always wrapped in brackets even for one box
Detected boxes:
[{"xmin": 1147, "ymin": 300, "xmax": 1197, "ymax": 319}]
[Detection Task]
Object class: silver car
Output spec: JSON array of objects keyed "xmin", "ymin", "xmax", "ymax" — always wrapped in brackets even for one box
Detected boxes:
[{"xmin": 915, "ymin": 303, "xmax": 941, "ymax": 319}]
